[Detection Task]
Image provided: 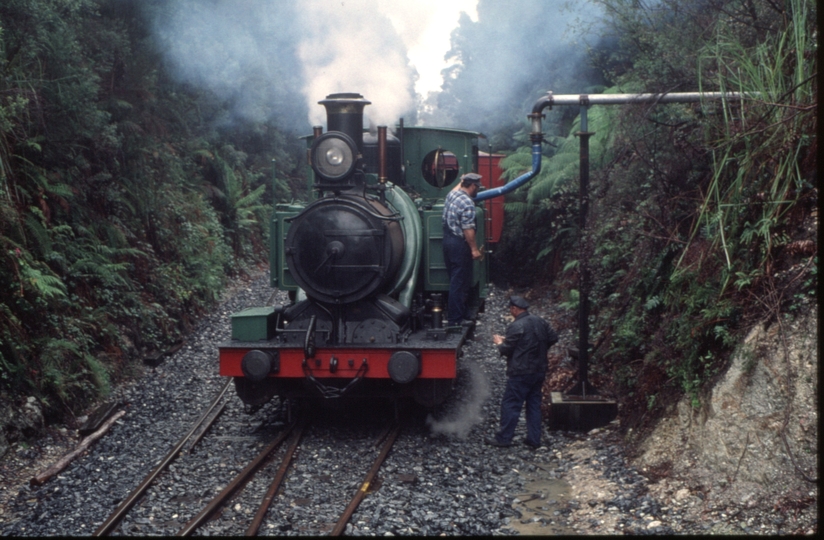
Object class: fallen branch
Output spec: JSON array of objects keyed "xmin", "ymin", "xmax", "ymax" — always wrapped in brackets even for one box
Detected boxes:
[{"xmin": 30, "ymin": 409, "xmax": 126, "ymax": 487}]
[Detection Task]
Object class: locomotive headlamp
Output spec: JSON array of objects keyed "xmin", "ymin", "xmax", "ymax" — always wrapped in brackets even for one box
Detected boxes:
[{"xmin": 311, "ymin": 132, "xmax": 358, "ymax": 182}]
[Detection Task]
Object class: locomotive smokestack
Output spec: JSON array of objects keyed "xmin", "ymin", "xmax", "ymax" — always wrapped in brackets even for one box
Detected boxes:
[{"xmin": 319, "ymin": 93, "xmax": 371, "ymax": 154}]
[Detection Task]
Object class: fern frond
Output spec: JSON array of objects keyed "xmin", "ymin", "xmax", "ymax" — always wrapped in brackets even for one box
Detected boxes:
[{"xmin": 20, "ymin": 262, "xmax": 67, "ymax": 299}]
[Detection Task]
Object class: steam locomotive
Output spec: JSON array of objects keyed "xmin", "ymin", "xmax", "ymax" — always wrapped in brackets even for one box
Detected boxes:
[{"xmin": 218, "ymin": 92, "xmax": 544, "ymax": 409}]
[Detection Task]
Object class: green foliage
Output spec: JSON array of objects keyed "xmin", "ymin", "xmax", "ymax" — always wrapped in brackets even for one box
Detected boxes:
[
  {"xmin": 197, "ymin": 147, "xmax": 269, "ymax": 260},
  {"xmin": 678, "ymin": 0, "xmax": 816, "ymax": 287},
  {"xmin": 557, "ymin": 288, "xmax": 579, "ymax": 312},
  {"xmin": 0, "ymin": 0, "xmax": 305, "ymax": 418}
]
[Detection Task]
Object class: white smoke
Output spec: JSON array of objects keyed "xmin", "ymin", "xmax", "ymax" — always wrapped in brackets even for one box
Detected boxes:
[
  {"xmin": 148, "ymin": 0, "xmax": 479, "ymax": 130},
  {"xmin": 147, "ymin": 1, "xmax": 601, "ymax": 137},
  {"xmin": 295, "ymin": 0, "xmax": 418, "ymax": 128},
  {"xmin": 151, "ymin": 1, "xmax": 307, "ymax": 129},
  {"xmin": 425, "ymin": 359, "xmax": 491, "ymax": 439}
]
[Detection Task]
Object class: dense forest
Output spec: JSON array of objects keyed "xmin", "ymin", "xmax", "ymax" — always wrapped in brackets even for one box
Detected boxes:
[
  {"xmin": 0, "ymin": 0, "xmax": 307, "ymax": 422},
  {"xmin": 0, "ymin": 0, "xmax": 817, "ymax": 445}
]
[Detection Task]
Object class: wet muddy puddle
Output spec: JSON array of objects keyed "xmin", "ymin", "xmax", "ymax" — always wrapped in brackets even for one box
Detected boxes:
[{"xmin": 509, "ymin": 460, "xmax": 576, "ymax": 535}]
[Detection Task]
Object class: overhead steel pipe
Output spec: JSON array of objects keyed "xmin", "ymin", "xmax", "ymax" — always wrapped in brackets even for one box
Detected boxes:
[
  {"xmin": 537, "ymin": 91, "xmax": 753, "ymax": 106},
  {"xmin": 476, "ymin": 90, "xmax": 752, "ymax": 204}
]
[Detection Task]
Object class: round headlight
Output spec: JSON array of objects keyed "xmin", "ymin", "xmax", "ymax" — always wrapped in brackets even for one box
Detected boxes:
[{"xmin": 311, "ymin": 132, "xmax": 358, "ymax": 182}]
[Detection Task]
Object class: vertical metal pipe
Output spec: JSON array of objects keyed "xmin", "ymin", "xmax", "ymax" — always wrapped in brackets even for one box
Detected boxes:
[
  {"xmin": 572, "ymin": 103, "xmax": 595, "ymax": 397},
  {"xmin": 311, "ymin": 127, "xmax": 323, "ymax": 171},
  {"xmin": 398, "ymin": 118, "xmax": 405, "ymax": 185},
  {"xmin": 378, "ymin": 126, "xmax": 387, "ymax": 184},
  {"xmin": 486, "ymin": 140, "xmax": 493, "ymax": 243}
]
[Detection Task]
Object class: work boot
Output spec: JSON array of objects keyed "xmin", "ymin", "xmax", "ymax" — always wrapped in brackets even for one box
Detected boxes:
[{"xmin": 485, "ymin": 438, "xmax": 512, "ymax": 448}]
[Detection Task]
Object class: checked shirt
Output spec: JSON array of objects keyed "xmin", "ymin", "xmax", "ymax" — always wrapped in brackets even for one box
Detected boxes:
[{"xmin": 442, "ymin": 189, "xmax": 476, "ymax": 238}]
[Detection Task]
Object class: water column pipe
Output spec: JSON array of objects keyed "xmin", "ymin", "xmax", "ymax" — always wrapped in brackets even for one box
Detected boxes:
[
  {"xmin": 571, "ymin": 97, "xmax": 594, "ymax": 397},
  {"xmin": 475, "ymin": 90, "xmax": 752, "ymax": 398},
  {"xmin": 564, "ymin": 91, "xmax": 751, "ymax": 397},
  {"xmin": 473, "ymin": 91, "xmax": 751, "ymax": 205},
  {"xmin": 473, "ymin": 94, "xmax": 552, "ymax": 203}
]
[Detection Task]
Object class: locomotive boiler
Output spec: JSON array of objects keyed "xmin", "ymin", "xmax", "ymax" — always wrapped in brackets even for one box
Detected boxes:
[{"xmin": 218, "ymin": 92, "xmax": 547, "ymax": 409}]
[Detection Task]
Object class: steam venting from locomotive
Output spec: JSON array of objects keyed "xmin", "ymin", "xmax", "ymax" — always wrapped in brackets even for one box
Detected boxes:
[
  {"xmin": 146, "ymin": 1, "xmax": 596, "ymax": 132},
  {"xmin": 426, "ymin": 359, "xmax": 491, "ymax": 439}
]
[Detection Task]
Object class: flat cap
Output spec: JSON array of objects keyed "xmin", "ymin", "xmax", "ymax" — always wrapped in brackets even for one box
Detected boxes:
[
  {"xmin": 461, "ymin": 172, "xmax": 484, "ymax": 186},
  {"xmin": 509, "ymin": 295, "xmax": 529, "ymax": 309}
]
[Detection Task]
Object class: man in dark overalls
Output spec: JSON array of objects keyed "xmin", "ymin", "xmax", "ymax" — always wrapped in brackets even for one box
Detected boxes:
[
  {"xmin": 441, "ymin": 173, "xmax": 484, "ymax": 326},
  {"xmin": 487, "ymin": 295, "xmax": 558, "ymax": 449}
]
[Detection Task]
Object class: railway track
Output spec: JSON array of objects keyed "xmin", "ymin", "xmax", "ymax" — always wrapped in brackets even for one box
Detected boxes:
[{"xmin": 92, "ymin": 382, "xmax": 402, "ymax": 537}]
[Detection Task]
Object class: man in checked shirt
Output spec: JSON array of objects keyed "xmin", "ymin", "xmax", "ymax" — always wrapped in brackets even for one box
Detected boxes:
[{"xmin": 441, "ymin": 172, "xmax": 484, "ymax": 327}]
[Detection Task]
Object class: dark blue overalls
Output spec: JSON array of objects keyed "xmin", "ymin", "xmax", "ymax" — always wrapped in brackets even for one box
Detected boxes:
[{"xmin": 442, "ymin": 224, "xmax": 472, "ymax": 326}]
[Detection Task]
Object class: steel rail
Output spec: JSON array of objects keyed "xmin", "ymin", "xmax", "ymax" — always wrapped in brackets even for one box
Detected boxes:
[
  {"xmin": 93, "ymin": 379, "xmax": 233, "ymax": 536},
  {"xmin": 176, "ymin": 419, "xmax": 298, "ymax": 536},
  {"xmin": 245, "ymin": 420, "xmax": 307, "ymax": 536},
  {"xmin": 330, "ymin": 422, "xmax": 401, "ymax": 536},
  {"xmin": 186, "ymin": 400, "xmax": 227, "ymax": 454}
]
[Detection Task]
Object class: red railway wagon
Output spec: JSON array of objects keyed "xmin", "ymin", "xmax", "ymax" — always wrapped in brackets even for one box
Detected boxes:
[{"xmin": 479, "ymin": 151, "xmax": 506, "ymax": 244}]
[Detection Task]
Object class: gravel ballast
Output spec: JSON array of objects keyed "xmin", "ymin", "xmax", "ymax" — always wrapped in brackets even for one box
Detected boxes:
[{"xmin": 0, "ymin": 276, "xmax": 817, "ymax": 535}]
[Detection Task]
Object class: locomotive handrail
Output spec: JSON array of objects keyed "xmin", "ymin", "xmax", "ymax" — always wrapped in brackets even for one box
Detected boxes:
[{"xmin": 283, "ymin": 195, "xmax": 404, "ymax": 223}]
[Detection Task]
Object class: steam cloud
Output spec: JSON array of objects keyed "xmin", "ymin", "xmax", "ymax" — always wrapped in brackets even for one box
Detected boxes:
[
  {"xmin": 149, "ymin": 0, "xmax": 420, "ymax": 132},
  {"xmin": 295, "ymin": 0, "xmax": 417, "ymax": 128},
  {"xmin": 426, "ymin": 359, "xmax": 491, "ymax": 439},
  {"xmin": 428, "ymin": 0, "xmax": 601, "ymax": 133},
  {"xmin": 151, "ymin": 1, "xmax": 308, "ymax": 130},
  {"xmin": 148, "ymin": 0, "xmax": 601, "ymax": 138}
]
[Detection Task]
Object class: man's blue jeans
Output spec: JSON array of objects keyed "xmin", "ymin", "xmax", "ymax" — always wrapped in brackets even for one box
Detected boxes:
[
  {"xmin": 442, "ymin": 228, "xmax": 472, "ymax": 325},
  {"xmin": 495, "ymin": 372, "xmax": 545, "ymax": 447}
]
